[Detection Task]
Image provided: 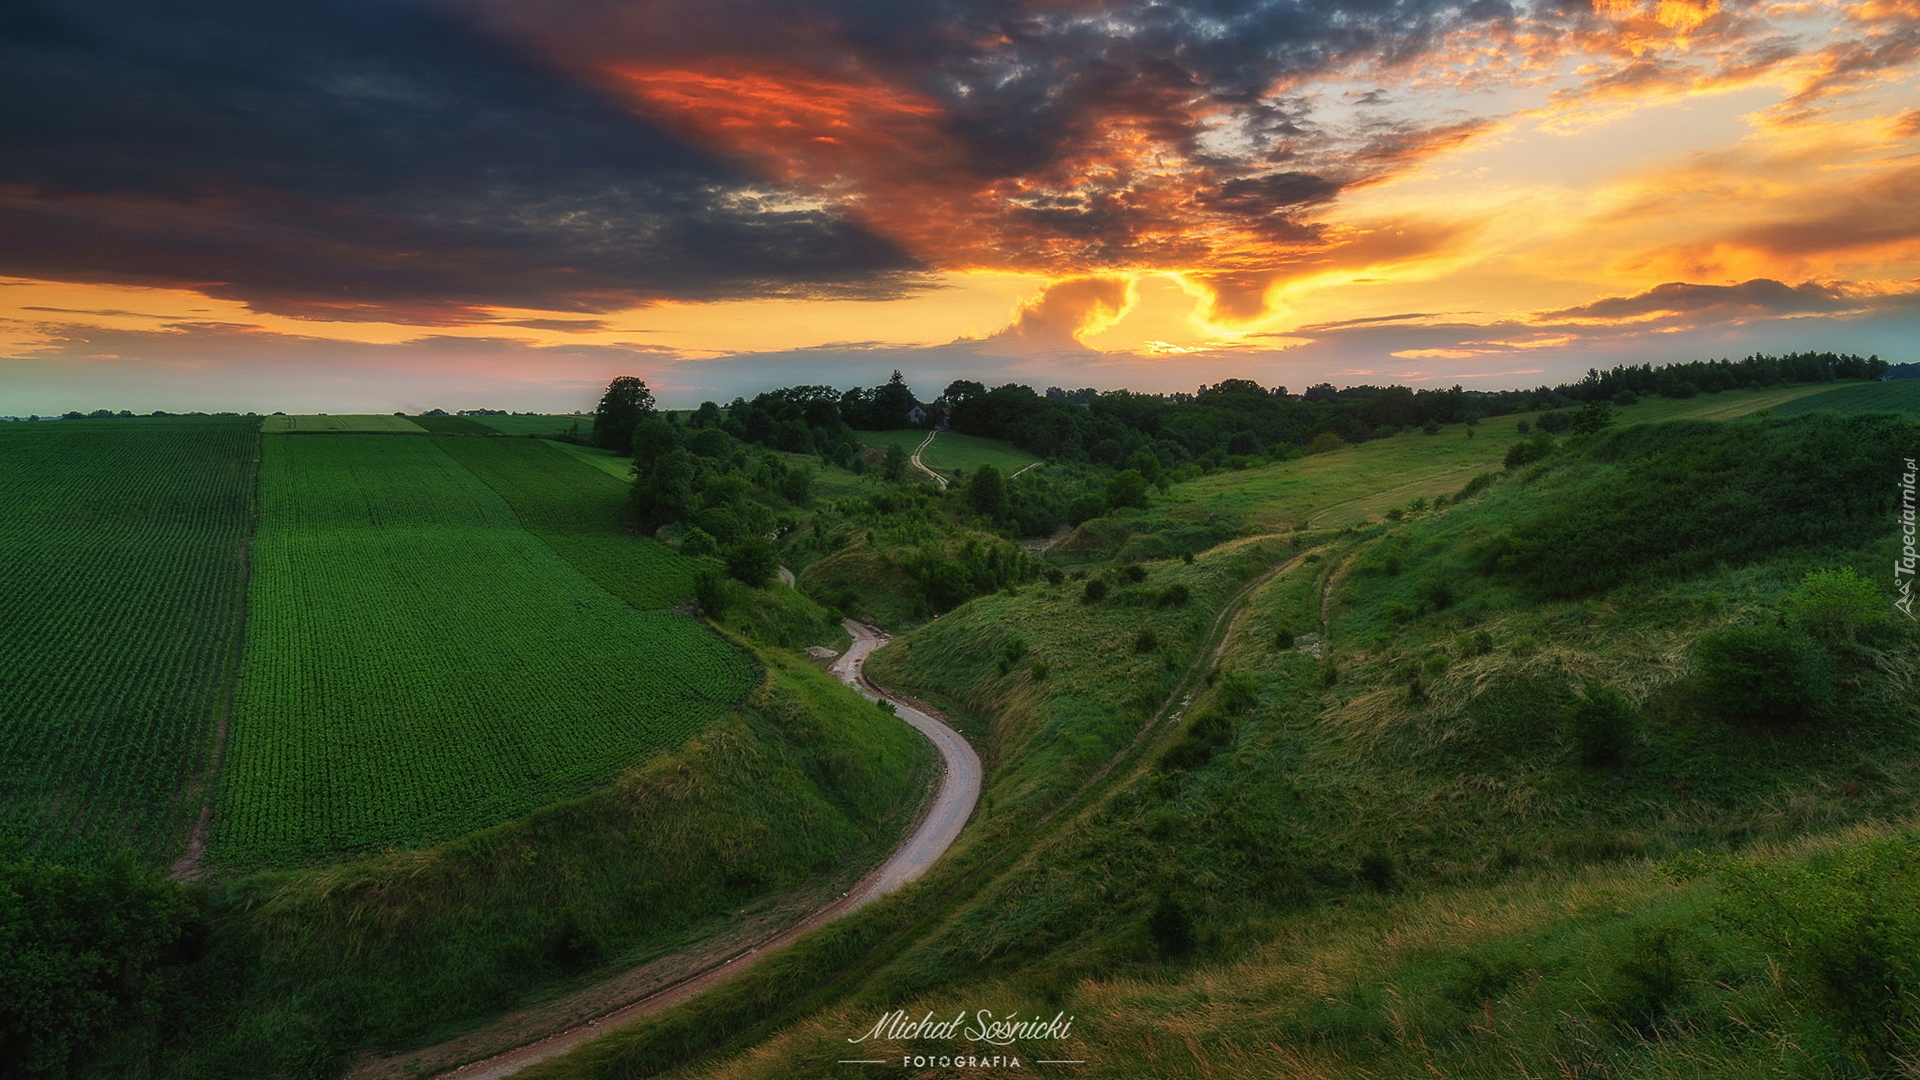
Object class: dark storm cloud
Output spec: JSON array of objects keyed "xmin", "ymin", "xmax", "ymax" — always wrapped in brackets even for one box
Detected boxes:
[
  {"xmin": 469, "ymin": 0, "xmax": 1525, "ymax": 272},
  {"xmin": 0, "ymin": 0, "xmax": 928, "ymax": 319}
]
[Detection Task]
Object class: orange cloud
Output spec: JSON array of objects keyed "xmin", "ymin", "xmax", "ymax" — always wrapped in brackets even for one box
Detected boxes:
[{"xmin": 997, "ymin": 276, "xmax": 1134, "ymax": 346}]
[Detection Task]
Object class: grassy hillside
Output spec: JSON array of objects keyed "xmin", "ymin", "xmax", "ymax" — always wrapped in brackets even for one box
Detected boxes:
[
  {"xmin": 1062, "ymin": 383, "xmax": 1863, "ymax": 563},
  {"xmin": 218, "ymin": 434, "xmax": 755, "ymax": 866},
  {"xmin": 0, "ymin": 417, "xmax": 257, "ymax": 866},
  {"xmin": 916, "ymin": 430, "xmax": 1042, "ymax": 480},
  {"xmin": 523, "ymin": 408, "xmax": 1920, "ymax": 1080}
]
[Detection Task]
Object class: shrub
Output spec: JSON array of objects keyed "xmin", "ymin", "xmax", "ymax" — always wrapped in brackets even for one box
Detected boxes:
[
  {"xmin": 1421, "ymin": 420, "xmax": 1442, "ymax": 435},
  {"xmin": 1416, "ymin": 578, "xmax": 1455, "ymax": 611},
  {"xmin": 692, "ymin": 567, "xmax": 727, "ymax": 617},
  {"xmin": 1784, "ymin": 565, "xmax": 1885, "ymax": 641},
  {"xmin": 0, "ymin": 857, "xmax": 201, "ymax": 1080},
  {"xmin": 1570, "ymin": 401, "xmax": 1616, "ymax": 435},
  {"xmin": 1718, "ymin": 834, "xmax": 1920, "ymax": 1067},
  {"xmin": 679, "ymin": 526, "xmax": 718, "ymax": 558},
  {"xmin": 1029, "ymin": 661, "xmax": 1049, "ymax": 681},
  {"xmin": 724, "ymin": 537, "xmax": 780, "ymax": 588},
  {"xmin": 1503, "ymin": 432, "xmax": 1554, "ymax": 470},
  {"xmin": 1693, "ymin": 624, "xmax": 1831, "ymax": 724},
  {"xmin": 1357, "ymin": 851, "xmax": 1398, "ymax": 891},
  {"xmin": 1157, "ymin": 583, "xmax": 1191, "ymax": 608},
  {"xmin": 1134, "ymin": 629, "xmax": 1158, "ymax": 653},
  {"xmin": 1536, "ymin": 409, "xmax": 1571, "ymax": 433},
  {"xmin": 1569, "ymin": 682, "xmax": 1637, "ymax": 766},
  {"xmin": 996, "ymin": 635, "xmax": 1029, "ymax": 675},
  {"xmin": 1453, "ymin": 472, "xmax": 1498, "ymax": 502},
  {"xmin": 1594, "ymin": 925, "xmax": 1688, "ymax": 1033},
  {"xmin": 1148, "ymin": 894, "xmax": 1196, "ymax": 956},
  {"xmin": 1217, "ymin": 670, "xmax": 1258, "ymax": 712},
  {"xmin": 1044, "ymin": 567, "xmax": 1065, "ymax": 585},
  {"xmin": 1305, "ymin": 432, "xmax": 1349, "ymax": 455},
  {"xmin": 1275, "ymin": 626, "xmax": 1295, "ymax": 650},
  {"xmin": 1067, "ymin": 492, "xmax": 1107, "ymax": 525},
  {"xmin": 1082, "ymin": 578, "xmax": 1109, "ymax": 604},
  {"xmin": 1122, "ymin": 563, "xmax": 1147, "ymax": 583}
]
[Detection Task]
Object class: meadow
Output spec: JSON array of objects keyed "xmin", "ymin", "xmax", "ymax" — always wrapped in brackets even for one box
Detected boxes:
[
  {"xmin": 0, "ymin": 417, "xmax": 256, "ymax": 865},
  {"xmin": 217, "ymin": 434, "xmax": 755, "ymax": 865},
  {"xmin": 914, "ymin": 429, "xmax": 1043, "ymax": 480}
]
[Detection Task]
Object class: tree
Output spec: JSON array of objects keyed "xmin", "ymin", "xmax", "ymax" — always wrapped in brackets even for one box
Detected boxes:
[
  {"xmin": 872, "ymin": 370, "xmax": 917, "ymax": 428},
  {"xmin": 943, "ymin": 379, "xmax": 986, "ymax": 405},
  {"xmin": 631, "ymin": 414, "xmax": 681, "ymax": 463},
  {"xmin": 632, "ymin": 448, "xmax": 695, "ymax": 531},
  {"xmin": 0, "ymin": 856, "xmax": 201, "ymax": 1079},
  {"xmin": 967, "ymin": 463, "xmax": 1010, "ymax": 521},
  {"xmin": 725, "ymin": 537, "xmax": 780, "ymax": 588},
  {"xmin": 1570, "ymin": 400, "xmax": 1615, "ymax": 435},
  {"xmin": 881, "ymin": 442, "xmax": 909, "ymax": 482},
  {"xmin": 592, "ymin": 376, "xmax": 655, "ymax": 452},
  {"xmin": 1106, "ymin": 469, "xmax": 1150, "ymax": 511},
  {"xmin": 692, "ymin": 566, "xmax": 728, "ymax": 617}
]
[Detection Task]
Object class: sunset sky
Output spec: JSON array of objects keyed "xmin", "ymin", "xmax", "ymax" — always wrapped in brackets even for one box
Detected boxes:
[{"xmin": 3, "ymin": 0, "xmax": 1918, "ymax": 413}]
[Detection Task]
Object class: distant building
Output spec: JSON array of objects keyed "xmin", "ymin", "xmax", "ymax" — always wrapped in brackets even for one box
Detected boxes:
[{"xmin": 907, "ymin": 404, "xmax": 927, "ymax": 426}]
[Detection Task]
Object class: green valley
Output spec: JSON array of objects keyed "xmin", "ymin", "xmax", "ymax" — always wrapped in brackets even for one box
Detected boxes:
[{"xmin": 5, "ymin": 357, "xmax": 1918, "ymax": 1080}]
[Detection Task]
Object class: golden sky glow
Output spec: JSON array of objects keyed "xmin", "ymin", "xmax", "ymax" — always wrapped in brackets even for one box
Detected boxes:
[{"xmin": 3, "ymin": 0, "xmax": 1917, "ymax": 412}]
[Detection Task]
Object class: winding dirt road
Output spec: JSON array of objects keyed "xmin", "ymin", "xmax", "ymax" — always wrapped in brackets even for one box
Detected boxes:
[
  {"xmin": 909, "ymin": 430, "xmax": 947, "ymax": 488},
  {"xmin": 421, "ymin": 622, "xmax": 980, "ymax": 1080}
]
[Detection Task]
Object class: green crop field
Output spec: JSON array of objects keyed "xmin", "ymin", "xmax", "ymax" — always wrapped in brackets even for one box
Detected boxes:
[
  {"xmin": 465, "ymin": 413, "xmax": 591, "ymax": 436},
  {"xmin": 916, "ymin": 430, "xmax": 1042, "ymax": 479},
  {"xmin": 216, "ymin": 434, "xmax": 755, "ymax": 866},
  {"xmin": 0, "ymin": 417, "xmax": 257, "ymax": 865},
  {"xmin": 261, "ymin": 414, "xmax": 426, "ymax": 433},
  {"xmin": 408, "ymin": 414, "xmax": 494, "ymax": 434},
  {"xmin": 430, "ymin": 435, "xmax": 695, "ymax": 608},
  {"xmin": 1771, "ymin": 377, "xmax": 1920, "ymax": 417},
  {"xmin": 547, "ymin": 440, "xmax": 637, "ymax": 481}
]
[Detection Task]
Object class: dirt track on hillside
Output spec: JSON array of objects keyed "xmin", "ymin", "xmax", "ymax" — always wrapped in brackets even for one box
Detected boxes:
[{"xmin": 368, "ymin": 622, "xmax": 981, "ymax": 1080}]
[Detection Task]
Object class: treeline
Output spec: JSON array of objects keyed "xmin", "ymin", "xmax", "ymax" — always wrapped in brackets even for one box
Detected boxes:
[
  {"xmin": 670, "ymin": 352, "xmax": 1885, "ymax": 472},
  {"xmin": 1555, "ymin": 351, "xmax": 1887, "ymax": 402}
]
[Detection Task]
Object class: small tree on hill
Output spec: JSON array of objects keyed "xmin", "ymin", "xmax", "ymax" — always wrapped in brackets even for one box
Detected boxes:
[
  {"xmin": 1570, "ymin": 400, "xmax": 1615, "ymax": 435},
  {"xmin": 881, "ymin": 442, "xmax": 908, "ymax": 482},
  {"xmin": 967, "ymin": 463, "xmax": 1010, "ymax": 521}
]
